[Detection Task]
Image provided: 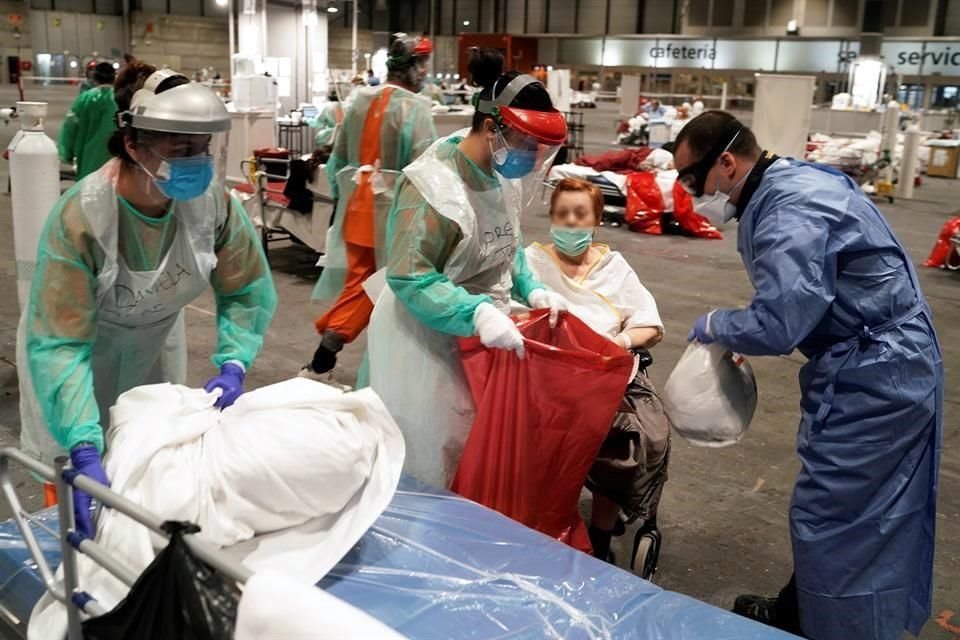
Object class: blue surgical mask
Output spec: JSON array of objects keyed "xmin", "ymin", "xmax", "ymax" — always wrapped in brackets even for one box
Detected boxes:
[
  {"xmin": 490, "ymin": 128, "xmax": 538, "ymax": 179},
  {"xmin": 142, "ymin": 151, "xmax": 215, "ymax": 201},
  {"xmin": 494, "ymin": 148, "xmax": 537, "ymax": 179},
  {"xmin": 551, "ymin": 226, "xmax": 593, "ymax": 257}
]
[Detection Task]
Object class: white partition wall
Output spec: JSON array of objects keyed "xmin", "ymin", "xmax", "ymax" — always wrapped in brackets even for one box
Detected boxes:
[{"xmin": 753, "ymin": 74, "xmax": 816, "ymax": 159}]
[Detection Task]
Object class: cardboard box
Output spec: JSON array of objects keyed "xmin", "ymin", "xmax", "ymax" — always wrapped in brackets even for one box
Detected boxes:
[{"xmin": 926, "ymin": 140, "xmax": 960, "ymax": 178}]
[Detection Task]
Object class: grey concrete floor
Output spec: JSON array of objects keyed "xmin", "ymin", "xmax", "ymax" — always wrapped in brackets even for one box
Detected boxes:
[{"xmin": 0, "ymin": 90, "xmax": 957, "ymax": 638}]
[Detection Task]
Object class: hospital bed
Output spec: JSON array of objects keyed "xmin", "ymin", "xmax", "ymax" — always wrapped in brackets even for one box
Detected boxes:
[{"xmin": 0, "ymin": 447, "xmax": 797, "ymax": 640}]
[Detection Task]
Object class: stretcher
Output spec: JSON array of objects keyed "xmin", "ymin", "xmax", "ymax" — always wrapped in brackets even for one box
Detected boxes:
[
  {"xmin": 232, "ymin": 153, "xmax": 334, "ymax": 258},
  {"xmin": 0, "ymin": 447, "xmax": 797, "ymax": 640}
]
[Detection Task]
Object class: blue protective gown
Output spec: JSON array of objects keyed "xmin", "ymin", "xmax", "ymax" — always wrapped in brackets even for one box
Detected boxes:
[{"xmin": 709, "ymin": 159, "xmax": 942, "ymax": 640}]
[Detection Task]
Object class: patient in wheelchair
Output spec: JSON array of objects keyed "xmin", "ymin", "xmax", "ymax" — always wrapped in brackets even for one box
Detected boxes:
[{"xmin": 525, "ymin": 178, "xmax": 669, "ymax": 579}]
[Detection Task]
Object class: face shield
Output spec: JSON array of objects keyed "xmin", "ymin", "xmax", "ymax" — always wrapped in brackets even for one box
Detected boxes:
[
  {"xmin": 477, "ymin": 74, "xmax": 567, "ymax": 207},
  {"xmin": 119, "ymin": 77, "xmax": 231, "ymax": 202},
  {"xmin": 387, "ymin": 33, "xmax": 433, "ymax": 92}
]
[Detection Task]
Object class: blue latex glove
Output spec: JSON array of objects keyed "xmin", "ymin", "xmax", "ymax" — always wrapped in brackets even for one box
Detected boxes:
[
  {"xmin": 687, "ymin": 312, "xmax": 715, "ymax": 344},
  {"xmin": 204, "ymin": 362, "xmax": 246, "ymax": 409},
  {"xmin": 68, "ymin": 444, "xmax": 109, "ymax": 540}
]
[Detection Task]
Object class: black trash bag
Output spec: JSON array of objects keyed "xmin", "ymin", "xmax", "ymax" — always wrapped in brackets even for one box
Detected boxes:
[{"xmin": 82, "ymin": 521, "xmax": 239, "ymax": 640}]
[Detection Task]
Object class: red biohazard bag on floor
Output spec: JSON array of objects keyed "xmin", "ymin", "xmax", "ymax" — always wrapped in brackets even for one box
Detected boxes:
[
  {"xmin": 671, "ymin": 182, "xmax": 724, "ymax": 239},
  {"xmin": 625, "ymin": 171, "xmax": 665, "ymax": 234},
  {"xmin": 924, "ymin": 215, "xmax": 960, "ymax": 268},
  {"xmin": 452, "ymin": 309, "xmax": 634, "ymax": 553}
]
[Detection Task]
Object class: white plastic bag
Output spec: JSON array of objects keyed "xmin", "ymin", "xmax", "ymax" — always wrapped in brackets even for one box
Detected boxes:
[{"xmin": 662, "ymin": 342, "xmax": 758, "ymax": 447}]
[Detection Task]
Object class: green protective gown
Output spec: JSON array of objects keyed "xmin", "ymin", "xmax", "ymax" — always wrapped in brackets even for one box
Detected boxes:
[
  {"xmin": 367, "ymin": 133, "xmax": 545, "ymax": 487},
  {"xmin": 307, "ymin": 101, "xmax": 342, "ymax": 148},
  {"xmin": 20, "ymin": 161, "xmax": 277, "ymax": 456},
  {"xmin": 313, "ymin": 85, "xmax": 437, "ymax": 301},
  {"xmin": 57, "ymin": 85, "xmax": 118, "ymax": 179},
  {"xmin": 385, "ymin": 170, "xmax": 543, "ymax": 336}
]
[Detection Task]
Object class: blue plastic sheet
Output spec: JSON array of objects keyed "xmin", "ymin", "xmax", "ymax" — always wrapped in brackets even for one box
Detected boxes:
[{"xmin": 0, "ymin": 477, "xmax": 797, "ymax": 639}]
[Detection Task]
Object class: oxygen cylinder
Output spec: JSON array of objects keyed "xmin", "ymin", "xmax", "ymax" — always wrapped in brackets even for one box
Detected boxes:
[
  {"xmin": 8, "ymin": 101, "xmax": 60, "ymax": 310},
  {"xmin": 877, "ymin": 100, "xmax": 900, "ymax": 190},
  {"xmin": 880, "ymin": 100, "xmax": 900, "ymax": 157},
  {"xmin": 898, "ymin": 124, "xmax": 921, "ymax": 200}
]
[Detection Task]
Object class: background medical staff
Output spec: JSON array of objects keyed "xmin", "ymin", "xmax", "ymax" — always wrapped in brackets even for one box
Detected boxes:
[
  {"xmin": 675, "ymin": 111, "xmax": 942, "ymax": 640},
  {"xmin": 19, "ymin": 62, "xmax": 277, "ymax": 539},
  {"xmin": 304, "ymin": 32, "xmax": 437, "ymax": 378},
  {"xmin": 367, "ymin": 49, "xmax": 568, "ymax": 488},
  {"xmin": 58, "ymin": 60, "xmax": 118, "ymax": 179}
]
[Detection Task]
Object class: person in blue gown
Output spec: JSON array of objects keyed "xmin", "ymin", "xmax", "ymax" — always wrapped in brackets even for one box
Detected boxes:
[{"xmin": 674, "ymin": 111, "xmax": 942, "ymax": 640}]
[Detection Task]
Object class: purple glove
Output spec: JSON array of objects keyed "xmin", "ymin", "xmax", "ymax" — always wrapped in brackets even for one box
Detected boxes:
[
  {"xmin": 687, "ymin": 313, "xmax": 715, "ymax": 344},
  {"xmin": 68, "ymin": 444, "xmax": 109, "ymax": 540},
  {"xmin": 203, "ymin": 362, "xmax": 246, "ymax": 409}
]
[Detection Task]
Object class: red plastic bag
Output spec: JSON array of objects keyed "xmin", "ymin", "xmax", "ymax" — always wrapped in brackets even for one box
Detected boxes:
[
  {"xmin": 671, "ymin": 182, "xmax": 724, "ymax": 239},
  {"xmin": 923, "ymin": 215, "xmax": 960, "ymax": 268},
  {"xmin": 625, "ymin": 171, "xmax": 664, "ymax": 234},
  {"xmin": 452, "ymin": 310, "xmax": 634, "ymax": 553}
]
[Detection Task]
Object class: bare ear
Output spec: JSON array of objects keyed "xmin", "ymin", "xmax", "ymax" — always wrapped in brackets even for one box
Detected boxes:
[
  {"xmin": 719, "ymin": 150, "xmax": 738, "ymax": 176},
  {"xmin": 123, "ymin": 133, "xmax": 138, "ymax": 163}
]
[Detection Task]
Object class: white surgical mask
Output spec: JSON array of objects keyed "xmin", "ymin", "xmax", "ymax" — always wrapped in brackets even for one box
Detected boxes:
[{"xmin": 693, "ymin": 170, "xmax": 750, "ymax": 226}]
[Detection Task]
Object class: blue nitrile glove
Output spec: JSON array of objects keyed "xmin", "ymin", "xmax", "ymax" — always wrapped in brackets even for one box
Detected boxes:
[
  {"xmin": 687, "ymin": 312, "xmax": 715, "ymax": 344},
  {"xmin": 203, "ymin": 362, "xmax": 246, "ymax": 409},
  {"xmin": 69, "ymin": 444, "xmax": 109, "ymax": 540}
]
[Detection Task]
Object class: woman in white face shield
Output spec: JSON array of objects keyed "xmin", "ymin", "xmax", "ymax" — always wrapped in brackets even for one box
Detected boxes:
[
  {"xmin": 18, "ymin": 62, "xmax": 277, "ymax": 540},
  {"xmin": 366, "ymin": 49, "xmax": 568, "ymax": 488}
]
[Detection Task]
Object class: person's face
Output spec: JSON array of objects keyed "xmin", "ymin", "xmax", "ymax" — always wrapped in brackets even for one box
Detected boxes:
[
  {"xmin": 674, "ymin": 139, "xmax": 739, "ymax": 198},
  {"xmin": 551, "ymin": 190, "xmax": 598, "ymax": 229},
  {"xmin": 651, "ymin": 100, "xmax": 661, "ymax": 110},
  {"xmin": 127, "ymin": 132, "xmax": 212, "ymax": 175},
  {"xmin": 409, "ymin": 57, "xmax": 429, "ymax": 90}
]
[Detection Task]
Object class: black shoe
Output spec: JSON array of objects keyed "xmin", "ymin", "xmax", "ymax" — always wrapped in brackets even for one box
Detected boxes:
[
  {"xmin": 734, "ymin": 594, "xmax": 779, "ymax": 625},
  {"xmin": 306, "ymin": 331, "xmax": 346, "ymax": 375},
  {"xmin": 307, "ymin": 343, "xmax": 339, "ymax": 374},
  {"xmin": 733, "ymin": 594, "xmax": 805, "ymax": 636}
]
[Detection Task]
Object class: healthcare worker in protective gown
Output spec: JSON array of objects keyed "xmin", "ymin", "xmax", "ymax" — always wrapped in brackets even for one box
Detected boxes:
[
  {"xmin": 18, "ymin": 63, "xmax": 277, "ymax": 540},
  {"xmin": 367, "ymin": 49, "xmax": 568, "ymax": 488},
  {"xmin": 303, "ymin": 33, "xmax": 437, "ymax": 379},
  {"xmin": 675, "ymin": 111, "xmax": 942, "ymax": 640},
  {"xmin": 307, "ymin": 91, "xmax": 343, "ymax": 149},
  {"xmin": 58, "ymin": 61, "xmax": 118, "ymax": 180}
]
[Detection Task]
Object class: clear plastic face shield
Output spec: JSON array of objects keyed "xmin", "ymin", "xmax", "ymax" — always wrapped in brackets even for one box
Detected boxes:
[
  {"xmin": 477, "ymin": 74, "xmax": 568, "ymax": 208},
  {"xmin": 490, "ymin": 124, "xmax": 561, "ymax": 206},
  {"xmin": 130, "ymin": 129, "xmax": 229, "ymax": 203},
  {"xmin": 388, "ymin": 33, "xmax": 433, "ymax": 92},
  {"xmin": 120, "ymin": 78, "xmax": 231, "ymax": 203}
]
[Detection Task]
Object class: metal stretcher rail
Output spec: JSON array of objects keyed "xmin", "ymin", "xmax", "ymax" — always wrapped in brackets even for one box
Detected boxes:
[{"xmin": 0, "ymin": 447, "xmax": 252, "ymax": 640}]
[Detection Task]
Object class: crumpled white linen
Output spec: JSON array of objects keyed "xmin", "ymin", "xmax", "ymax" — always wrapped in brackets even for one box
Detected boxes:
[
  {"xmin": 29, "ymin": 378, "xmax": 404, "ymax": 640},
  {"xmin": 234, "ymin": 570, "xmax": 406, "ymax": 640}
]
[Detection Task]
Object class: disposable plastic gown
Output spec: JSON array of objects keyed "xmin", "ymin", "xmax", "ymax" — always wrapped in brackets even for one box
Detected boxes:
[
  {"xmin": 307, "ymin": 101, "xmax": 342, "ymax": 148},
  {"xmin": 19, "ymin": 159, "xmax": 277, "ymax": 459},
  {"xmin": 709, "ymin": 159, "xmax": 942, "ymax": 640},
  {"xmin": 313, "ymin": 84, "xmax": 436, "ymax": 300},
  {"xmin": 57, "ymin": 85, "xmax": 117, "ymax": 179},
  {"xmin": 368, "ymin": 133, "xmax": 545, "ymax": 487}
]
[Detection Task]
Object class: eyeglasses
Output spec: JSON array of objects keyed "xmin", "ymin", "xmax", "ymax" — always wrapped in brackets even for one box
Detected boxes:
[{"xmin": 677, "ymin": 126, "xmax": 741, "ymax": 197}]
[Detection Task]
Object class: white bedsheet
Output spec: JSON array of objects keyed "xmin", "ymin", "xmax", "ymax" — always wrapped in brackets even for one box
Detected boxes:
[
  {"xmin": 235, "ymin": 570, "xmax": 405, "ymax": 639},
  {"xmin": 29, "ymin": 379, "xmax": 404, "ymax": 640}
]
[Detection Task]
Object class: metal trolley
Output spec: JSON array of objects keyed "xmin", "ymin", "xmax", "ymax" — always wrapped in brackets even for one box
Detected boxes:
[{"xmin": 0, "ymin": 448, "xmax": 252, "ymax": 640}]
